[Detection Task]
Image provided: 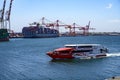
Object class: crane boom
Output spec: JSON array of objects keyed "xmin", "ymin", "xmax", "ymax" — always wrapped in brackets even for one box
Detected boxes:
[
  {"xmin": 5, "ymin": 0, "xmax": 14, "ymax": 33},
  {"xmin": 1, "ymin": 0, "xmax": 6, "ymax": 22},
  {"xmin": 1, "ymin": 0, "xmax": 6, "ymax": 28},
  {"xmin": 6, "ymin": 0, "xmax": 14, "ymax": 20}
]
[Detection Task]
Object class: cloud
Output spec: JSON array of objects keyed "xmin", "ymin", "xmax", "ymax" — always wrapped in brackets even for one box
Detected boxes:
[
  {"xmin": 106, "ymin": 3, "xmax": 112, "ymax": 9},
  {"xmin": 108, "ymin": 19, "xmax": 120, "ymax": 23}
]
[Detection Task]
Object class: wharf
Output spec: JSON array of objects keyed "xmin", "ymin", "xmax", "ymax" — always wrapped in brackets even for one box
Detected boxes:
[{"xmin": 9, "ymin": 32, "xmax": 120, "ymax": 38}]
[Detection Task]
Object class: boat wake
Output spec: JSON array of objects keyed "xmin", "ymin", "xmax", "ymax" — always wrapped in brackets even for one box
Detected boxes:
[{"xmin": 106, "ymin": 53, "xmax": 120, "ymax": 57}]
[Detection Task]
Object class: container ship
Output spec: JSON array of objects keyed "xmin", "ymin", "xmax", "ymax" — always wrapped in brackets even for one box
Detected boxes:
[{"xmin": 22, "ymin": 24, "xmax": 59, "ymax": 38}]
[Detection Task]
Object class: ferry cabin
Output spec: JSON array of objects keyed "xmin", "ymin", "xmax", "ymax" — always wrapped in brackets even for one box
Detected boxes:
[{"xmin": 65, "ymin": 44, "xmax": 108, "ymax": 55}]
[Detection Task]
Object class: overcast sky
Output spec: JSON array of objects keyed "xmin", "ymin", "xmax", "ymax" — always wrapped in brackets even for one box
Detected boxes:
[{"xmin": 0, "ymin": 0, "xmax": 120, "ymax": 32}]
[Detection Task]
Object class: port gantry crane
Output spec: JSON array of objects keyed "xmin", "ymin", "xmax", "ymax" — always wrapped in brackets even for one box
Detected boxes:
[
  {"xmin": 79, "ymin": 21, "xmax": 95, "ymax": 35},
  {"xmin": 71, "ymin": 21, "xmax": 95, "ymax": 36},
  {"xmin": 41, "ymin": 17, "xmax": 55, "ymax": 29},
  {"xmin": 66, "ymin": 21, "xmax": 95, "ymax": 36},
  {"xmin": 40, "ymin": 17, "xmax": 71, "ymax": 34},
  {"xmin": 0, "ymin": 0, "xmax": 6, "ymax": 28},
  {"xmin": 40, "ymin": 17, "xmax": 95, "ymax": 36},
  {"xmin": 5, "ymin": 0, "xmax": 14, "ymax": 33},
  {"xmin": 71, "ymin": 23, "xmax": 82, "ymax": 36},
  {"xmin": 55, "ymin": 20, "xmax": 95, "ymax": 36},
  {"xmin": 0, "ymin": 0, "xmax": 14, "ymax": 31},
  {"xmin": 55, "ymin": 20, "xmax": 72, "ymax": 33}
]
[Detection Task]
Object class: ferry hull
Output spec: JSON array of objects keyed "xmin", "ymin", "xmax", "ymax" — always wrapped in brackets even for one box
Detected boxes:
[
  {"xmin": 95, "ymin": 54, "xmax": 106, "ymax": 58},
  {"xmin": 47, "ymin": 52, "xmax": 74, "ymax": 59},
  {"xmin": 74, "ymin": 54, "xmax": 107, "ymax": 59},
  {"xmin": 47, "ymin": 52, "xmax": 107, "ymax": 59}
]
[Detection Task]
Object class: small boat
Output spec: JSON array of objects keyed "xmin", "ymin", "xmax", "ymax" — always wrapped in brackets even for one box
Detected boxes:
[{"xmin": 47, "ymin": 44, "xmax": 108, "ymax": 59}]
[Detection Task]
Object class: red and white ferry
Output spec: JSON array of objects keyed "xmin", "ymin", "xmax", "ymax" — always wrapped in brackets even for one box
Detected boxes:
[{"xmin": 47, "ymin": 44, "xmax": 108, "ymax": 59}]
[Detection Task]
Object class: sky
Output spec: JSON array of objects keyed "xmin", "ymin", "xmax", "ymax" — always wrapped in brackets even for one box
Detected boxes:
[{"xmin": 0, "ymin": 0, "xmax": 120, "ymax": 32}]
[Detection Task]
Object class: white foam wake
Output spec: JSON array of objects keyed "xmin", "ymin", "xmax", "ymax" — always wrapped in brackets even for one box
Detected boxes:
[{"xmin": 106, "ymin": 53, "xmax": 120, "ymax": 57}]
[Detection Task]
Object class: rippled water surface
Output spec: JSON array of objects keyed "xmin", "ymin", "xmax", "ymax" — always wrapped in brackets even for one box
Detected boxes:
[{"xmin": 0, "ymin": 36, "xmax": 120, "ymax": 80}]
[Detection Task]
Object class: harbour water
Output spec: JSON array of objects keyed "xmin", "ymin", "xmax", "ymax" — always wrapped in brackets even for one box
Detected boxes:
[{"xmin": 0, "ymin": 36, "xmax": 120, "ymax": 80}]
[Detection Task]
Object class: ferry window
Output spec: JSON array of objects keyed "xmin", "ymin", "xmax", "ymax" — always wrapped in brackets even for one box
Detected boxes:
[
  {"xmin": 66, "ymin": 46, "xmax": 76, "ymax": 49},
  {"xmin": 73, "ymin": 50, "xmax": 92, "ymax": 53},
  {"xmin": 78, "ymin": 46, "xmax": 92, "ymax": 48}
]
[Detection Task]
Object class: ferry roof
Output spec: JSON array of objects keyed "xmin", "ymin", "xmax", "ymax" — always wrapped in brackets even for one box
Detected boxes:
[
  {"xmin": 65, "ymin": 44, "xmax": 101, "ymax": 47},
  {"xmin": 55, "ymin": 48, "xmax": 73, "ymax": 51}
]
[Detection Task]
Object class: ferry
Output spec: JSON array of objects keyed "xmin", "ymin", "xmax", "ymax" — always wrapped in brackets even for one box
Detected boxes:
[{"xmin": 47, "ymin": 44, "xmax": 108, "ymax": 59}]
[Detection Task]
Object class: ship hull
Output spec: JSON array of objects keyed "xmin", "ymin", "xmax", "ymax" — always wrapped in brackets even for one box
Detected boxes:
[
  {"xmin": 23, "ymin": 34, "xmax": 59, "ymax": 38},
  {"xmin": 0, "ymin": 29, "xmax": 9, "ymax": 42}
]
